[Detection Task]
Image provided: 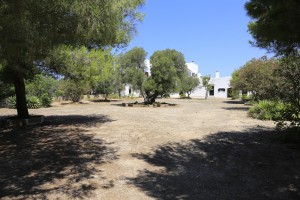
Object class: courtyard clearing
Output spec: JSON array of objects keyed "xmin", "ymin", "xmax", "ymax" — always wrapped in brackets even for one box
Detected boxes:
[{"xmin": 0, "ymin": 98, "xmax": 299, "ymax": 199}]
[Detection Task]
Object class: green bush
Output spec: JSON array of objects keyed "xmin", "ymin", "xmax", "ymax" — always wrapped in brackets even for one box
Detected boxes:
[
  {"xmin": 6, "ymin": 96, "xmax": 16, "ymax": 109},
  {"xmin": 248, "ymin": 100, "xmax": 287, "ymax": 120},
  {"xmin": 107, "ymin": 93, "xmax": 120, "ymax": 99},
  {"xmin": 241, "ymin": 94, "xmax": 252, "ymax": 102},
  {"xmin": 229, "ymin": 90, "xmax": 240, "ymax": 100},
  {"xmin": 27, "ymin": 96, "xmax": 41, "ymax": 109},
  {"xmin": 40, "ymin": 93, "xmax": 52, "ymax": 107}
]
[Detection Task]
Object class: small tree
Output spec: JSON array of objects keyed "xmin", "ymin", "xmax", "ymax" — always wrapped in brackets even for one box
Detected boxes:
[
  {"xmin": 201, "ymin": 76, "xmax": 212, "ymax": 100},
  {"xmin": 180, "ymin": 75, "xmax": 200, "ymax": 98},
  {"xmin": 144, "ymin": 49, "xmax": 186, "ymax": 103}
]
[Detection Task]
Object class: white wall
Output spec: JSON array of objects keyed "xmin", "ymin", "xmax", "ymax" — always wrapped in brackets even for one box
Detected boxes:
[{"xmin": 210, "ymin": 76, "xmax": 231, "ymax": 98}]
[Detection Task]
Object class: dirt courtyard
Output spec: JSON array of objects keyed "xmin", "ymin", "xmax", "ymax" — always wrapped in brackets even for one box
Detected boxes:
[{"xmin": 0, "ymin": 98, "xmax": 299, "ymax": 199}]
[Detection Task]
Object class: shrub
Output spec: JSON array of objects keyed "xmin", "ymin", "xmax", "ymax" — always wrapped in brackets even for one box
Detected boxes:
[
  {"xmin": 107, "ymin": 93, "xmax": 120, "ymax": 99},
  {"xmin": 241, "ymin": 94, "xmax": 252, "ymax": 102},
  {"xmin": 40, "ymin": 93, "xmax": 52, "ymax": 107},
  {"xmin": 248, "ymin": 100, "xmax": 286, "ymax": 120},
  {"xmin": 27, "ymin": 96, "xmax": 41, "ymax": 109},
  {"xmin": 6, "ymin": 96, "xmax": 16, "ymax": 109}
]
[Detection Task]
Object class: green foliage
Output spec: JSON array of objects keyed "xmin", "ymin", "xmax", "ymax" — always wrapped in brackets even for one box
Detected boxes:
[
  {"xmin": 60, "ymin": 80, "xmax": 89, "ymax": 102},
  {"xmin": 6, "ymin": 96, "xmax": 16, "ymax": 109},
  {"xmin": 6, "ymin": 95, "xmax": 42, "ymax": 109},
  {"xmin": 107, "ymin": 93, "xmax": 120, "ymax": 99},
  {"xmin": 180, "ymin": 93, "xmax": 187, "ymax": 99},
  {"xmin": 241, "ymin": 94, "xmax": 252, "ymax": 102},
  {"xmin": 180, "ymin": 75, "xmax": 200, "ymax": 98},
  {"xmin": 0, "ymin": 0, "xmax": 145, "ymax": 118},
  {"xmin": 249, "ymin": 101, "xmax": 287, "ymax": 121},
  {"xmin": 144, "ymin": 49, "xmax": 186, "ymax": 103},
  {"xmin": 40, "ymin": 93, "xmax": 52, "ymax": 107},
  {"xmin": 201, "ymin": 76, "xmax": 211, "ymax": 99},
  {"xmin": 0, "ymin": 82, "xmax": 14, "ymax": 100},
  {"xmin": 268, "ymin": 55, "xmax": 300, "ymax": 128},
  {"xmin": 229, "ymin": 89, "xmax": 239, "ymax": 100},
  {"xmin": 26, "ymin": 74, "xmax": 58, "ymax": 98},
  {"xmin": 245, "ymin": 0, "xmax": 300, "ymax": 55},
  {"xmin": 230, "ymin": 57, "xmax": 279, "ymax": 101},
  {"xmin": 49, "ymin": 46, "xmax": 120, "ymax": 101},
  {"xmin": 119, "ymin": 47, "xmax": 148, "ymax": 96},
  {"xmin": 26, "ymin": 96, "xmax": 41, "ymax": 109}
]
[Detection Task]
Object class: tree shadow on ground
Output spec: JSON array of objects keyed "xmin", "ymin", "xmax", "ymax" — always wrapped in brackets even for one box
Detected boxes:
[
  {"xmin": 222, "ymin": 106, "xmax": 250, "ymax": 111},
  {"xmin": 223, "ymin": 100, "xmax": 244, "ymax": 104},
  {"xmin": 0, "ymin": 115, "xmax": 118, "ymax": 199},
  {"xmin": 130, "ymin": 129, "xmax": 300, "ymax": 200}
]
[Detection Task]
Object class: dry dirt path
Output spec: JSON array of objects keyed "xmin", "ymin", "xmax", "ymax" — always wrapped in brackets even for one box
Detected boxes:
[{"xmin": 1, "ymin": 98, "xmax": 299, "ymax": 200}]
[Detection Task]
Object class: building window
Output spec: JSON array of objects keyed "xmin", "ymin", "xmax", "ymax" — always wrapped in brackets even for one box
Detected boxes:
[
  {"xmin": 209, "ymin": 86, "xmax": 214, "ymax": 96},
  {"xmin": 218, "ymin": 88, "xmax": 225, "ymax": 92}
]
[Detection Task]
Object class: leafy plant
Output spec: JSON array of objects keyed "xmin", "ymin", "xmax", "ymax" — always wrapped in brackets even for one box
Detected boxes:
[
  {"xmin": 40, "ymin": 93, "xmax": 52, "ymax": 107},
  {"xmin": 248, "ymin": 100, "xmax": 286, "ymax": 121},
  {"xmin": 26, "ymin": 96, "xmax": 41, "ymax": 109},
  {"xmin": 6, "ymin": 96, "xmax": 16, "ymax": 109}
]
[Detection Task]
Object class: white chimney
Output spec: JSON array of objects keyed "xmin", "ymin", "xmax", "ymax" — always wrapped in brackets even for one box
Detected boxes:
[{"xmin": 215, "ymin": 71, "xmax": 220, "ymax": 78}]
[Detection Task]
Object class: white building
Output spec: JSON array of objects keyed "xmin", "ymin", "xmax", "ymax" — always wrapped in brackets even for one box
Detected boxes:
[
  {"xmin": 122, "ymin": 60, "xmax": 231, "ymax": 99},
  {"xmin": 207, "ymin": 71, "xmax": 231, "ymax": 98},
  {"xmin": 177, "ymin": 62, "xmax": 231, "ymax": 98}
]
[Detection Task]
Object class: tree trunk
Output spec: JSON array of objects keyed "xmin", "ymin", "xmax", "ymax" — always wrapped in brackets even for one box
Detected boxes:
[
  {"xmin": 144, "ymin": 93, "xmax": 159, "ymax": 104},
  {"xmin": 13, "ymin": 72, "xmax": 29, "ymax": 119},
  {"xmin": 205, "ymin": 90, "xmax": 208, "ymax": 100}
]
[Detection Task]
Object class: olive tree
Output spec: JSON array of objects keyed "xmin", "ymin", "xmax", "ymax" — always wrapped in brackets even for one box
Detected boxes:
[{"xmin": 144, "ymin": 49, "xmax": 186, "ymax": 103}]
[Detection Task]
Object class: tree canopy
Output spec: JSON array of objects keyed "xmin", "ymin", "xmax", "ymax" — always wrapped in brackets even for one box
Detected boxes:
[
  {"xmin": 119, "ymin": 47, "xmax": 148, "ymax": 97},
  {"xmin": 230, "ymin": 57, "xmax": 279, "ymax": 101},
  {"xmin": 0, "ymin": 0, "xmax": 145, "ymax": 118},
  {"xmin": 245, "ymin": 0, "xmax": 300, "ymax": 55},
  {"xmin": 144, "ymin": 49, "xmax": 186, "ymax": 103},
  {"xmin": 180, "ymin": 75, "xmax": 200, "ymax": 98}
]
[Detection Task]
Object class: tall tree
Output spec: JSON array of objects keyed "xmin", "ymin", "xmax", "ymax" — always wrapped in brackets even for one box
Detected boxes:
[
  {"xmin": 0, "ymin": 0, "xmax": 145, "ymax": 118},
  {"xmin": 144, "ymin": 49, "xmax": 186, "ymax": 103},
  {"xmin": 245, "ymin": 0, "xmax": 300, "ymax": 55},
  {"xmin": 119, "ymin": 47, "xmax": 148, "ymax": 97}
]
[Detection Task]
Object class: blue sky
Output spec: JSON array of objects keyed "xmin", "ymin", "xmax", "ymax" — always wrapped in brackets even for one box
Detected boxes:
[{"xmin": 124, "ymin": 0, "xmax": 272, "ymax": 77}]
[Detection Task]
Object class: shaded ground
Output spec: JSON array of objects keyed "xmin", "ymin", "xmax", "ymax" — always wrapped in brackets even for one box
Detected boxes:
[
  {"xmin": 130, "ymin": 130, "xmax": 300, "ymax": 200},
  {"xmin": 0, "ymin": 98, "xmax": 299, "ymax": 199}
]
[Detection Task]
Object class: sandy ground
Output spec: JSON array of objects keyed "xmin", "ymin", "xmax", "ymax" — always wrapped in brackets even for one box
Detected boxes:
[{"xmin": 0, "ymin": 98, "xmax": 299, "ymax": 199}]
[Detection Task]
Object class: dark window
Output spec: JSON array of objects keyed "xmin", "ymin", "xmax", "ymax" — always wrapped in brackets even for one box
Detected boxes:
[
  {"xmin": 218, "ymin": 88, "xmax": 225, "ymax": 92},
  {"xmin": 209, "ymin": 86, "xmax": 214, "ymax": 96}
]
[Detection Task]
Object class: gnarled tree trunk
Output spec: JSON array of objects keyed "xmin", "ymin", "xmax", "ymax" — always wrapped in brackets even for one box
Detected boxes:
[{"xmin": 144, "ymin": 93, "xmax": 159, "ymax": 104}]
